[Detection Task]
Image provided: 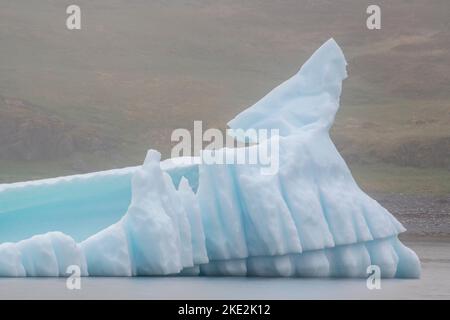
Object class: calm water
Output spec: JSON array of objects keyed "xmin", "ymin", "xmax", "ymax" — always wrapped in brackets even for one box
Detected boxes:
[{"xmin": 0, "ymin": 239, "xmax": 448, "ymax": 299}]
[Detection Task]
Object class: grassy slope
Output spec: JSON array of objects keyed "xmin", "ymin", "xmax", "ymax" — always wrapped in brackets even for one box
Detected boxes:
[
  {"xmin": 350, "ymin": 164, "xmax": 450, "ymax": 195},
  {"xmin": 332, "ymin": 99, "xmax": 450, "ymax": 195}
]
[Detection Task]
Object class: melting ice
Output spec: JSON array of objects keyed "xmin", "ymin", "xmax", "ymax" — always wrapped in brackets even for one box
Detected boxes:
[{"xmin": 0, "ymin": 39, "xmax": 421, "ymax": 278}]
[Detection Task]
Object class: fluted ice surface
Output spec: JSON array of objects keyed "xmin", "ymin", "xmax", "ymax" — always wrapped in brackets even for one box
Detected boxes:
[{"xmin": 0, "ymin": 39, "xmax": 420, "ymax": 278}]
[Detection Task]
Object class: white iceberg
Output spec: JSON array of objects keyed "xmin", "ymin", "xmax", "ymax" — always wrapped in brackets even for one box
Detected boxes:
[{"xmin": 0, "ymin": 39, "xmax": 420, "ymax": 278}]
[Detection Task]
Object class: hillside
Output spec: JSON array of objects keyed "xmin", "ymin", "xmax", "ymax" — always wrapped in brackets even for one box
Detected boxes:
[{"xmin": 0, "ymin": 0, "xmax": 449, "ymax": 194}]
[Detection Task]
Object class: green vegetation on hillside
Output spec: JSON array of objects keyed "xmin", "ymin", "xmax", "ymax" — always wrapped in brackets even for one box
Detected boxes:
[{"xmin": 0, "ymin": 0, "xmax": 449, "ymax": 196}]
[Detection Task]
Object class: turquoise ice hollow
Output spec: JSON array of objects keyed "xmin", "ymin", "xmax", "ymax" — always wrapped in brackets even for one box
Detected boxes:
[{"xmin": 0, "ymin": 39, "xmax": 421, "ymax": 278}]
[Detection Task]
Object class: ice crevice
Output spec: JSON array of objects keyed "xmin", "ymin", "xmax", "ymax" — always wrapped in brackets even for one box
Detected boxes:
[{"xmin": 0, "ymin": 39, "xmax": 421, "ymax": 278}]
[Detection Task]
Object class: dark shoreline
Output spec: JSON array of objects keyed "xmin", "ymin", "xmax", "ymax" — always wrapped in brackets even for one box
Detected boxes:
[{"xmin": 373, "ymin": 193, "xmax": 450, "ymax": 237}]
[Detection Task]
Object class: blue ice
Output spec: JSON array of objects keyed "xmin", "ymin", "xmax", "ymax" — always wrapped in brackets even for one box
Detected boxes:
[{"xmin": 0, "ymin": 39, "xmax": 421, "ymax": 278}]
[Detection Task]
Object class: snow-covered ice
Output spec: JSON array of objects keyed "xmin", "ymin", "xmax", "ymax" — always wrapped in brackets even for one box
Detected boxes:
[{"xmin": 0, "ymin": 39, "xmax": 421, "ymax": 278}]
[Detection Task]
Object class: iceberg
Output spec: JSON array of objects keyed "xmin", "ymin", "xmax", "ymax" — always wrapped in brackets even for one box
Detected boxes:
[{"xmin": 0, "ymin": 39, "xmax": 421, "ymax": 278}]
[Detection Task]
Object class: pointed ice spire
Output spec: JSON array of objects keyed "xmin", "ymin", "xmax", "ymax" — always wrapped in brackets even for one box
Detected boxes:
[
  {"xmin": 228, "ymin": 38, "xmax": 347, "ymax": 141},
  {"xmin": 143, "ymin": 149, "xmax": 161, "ymax": 169}
]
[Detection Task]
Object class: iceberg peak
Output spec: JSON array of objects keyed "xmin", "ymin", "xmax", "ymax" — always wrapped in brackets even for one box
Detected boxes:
[
  {"xmin": 228, "ymin": 38, "xmax": 348, "ymax": 142},
  {"xmin": 143, "ymin": 149, "xmax": 161, "ymax": 167}
]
